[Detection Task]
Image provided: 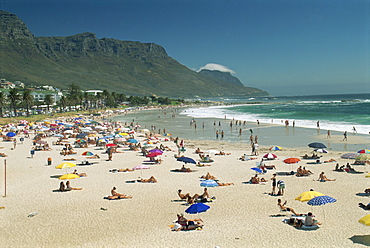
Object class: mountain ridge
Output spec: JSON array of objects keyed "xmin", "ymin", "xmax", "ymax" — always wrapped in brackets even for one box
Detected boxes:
[{"xmin": 0, "ymin": 10, "xmax": 269, "ymax": 98}]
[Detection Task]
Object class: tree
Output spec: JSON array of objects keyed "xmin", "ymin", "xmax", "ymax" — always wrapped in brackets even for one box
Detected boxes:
[
  {"xmin": 8, "ymin": 88, "xmax": 20, "ymax": 116},
  {"xmin": 44, "ymin": 95, "xmax": 54, "ymax": 112},
  {"xmin": 0, "ymin": 91, "xmax": 7, "ymax": 117},
  {"xmin": 22, "ymin": 89, "xmax": 33, "ymax": 117}
]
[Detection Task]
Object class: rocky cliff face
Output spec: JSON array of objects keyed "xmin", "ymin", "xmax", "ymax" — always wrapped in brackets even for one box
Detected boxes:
[
  {"xmin": 0, "ymin": 10, "xmax": 269, "ymax": 97},
  {"xmin": 198, "ymin": 69, "xmax": 244, "ymax": 87}
]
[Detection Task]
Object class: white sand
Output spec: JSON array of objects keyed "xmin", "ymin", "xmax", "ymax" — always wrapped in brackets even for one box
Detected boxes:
[{"xmin": 1, "ymin": 131, "xmax": 370, "ymax": 247}]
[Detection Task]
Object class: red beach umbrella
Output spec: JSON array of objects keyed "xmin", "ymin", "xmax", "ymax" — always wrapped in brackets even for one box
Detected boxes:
[
  {"xmin": 283, "ymin": 158, "xmax": 301, "ymax": 164},
  {"xmin": 146, "ymin": 152, "xmax": 162, "ymax": 157},
  {"xmin": 105, "ymin": 143, "xmax": 117, "ymax": 147}
]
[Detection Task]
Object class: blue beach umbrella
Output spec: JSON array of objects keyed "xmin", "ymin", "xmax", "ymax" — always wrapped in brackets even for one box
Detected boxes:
[
  {"xmin": 127, "ymin": 139, "xmax": 138, "ymax": 143},
  {"xmin": 6, "ymin": 132, "xmax": 16, "ymax": 137},
  {"xmin": 307, "ymin": 195, "xmax": 337, "ymax": 206},
  {"xmin": 185, "ymin": 203, "xmax": 210, "ymax": 214},
  {"xmin": 200, "ymin": 179, "xmax": 218, "ymax": 187},
  {"xmin": 176, "ymin": 157, "xmax": 196, "ymax": 164},
  {"xmin": 251, "ymin": 167, "xmax": 263, "ymax": 173},
  {"xmin": 308, "ymin": 142, "xmax": 327, "ymax": 149}
]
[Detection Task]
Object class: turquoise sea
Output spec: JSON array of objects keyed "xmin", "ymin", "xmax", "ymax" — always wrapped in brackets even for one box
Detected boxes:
[
  {"xmin": 184, "ymin": 93, "xmax": 370, "ymax": 135},
  {"xmin": 113, "ymin": 93, "xmax": 370, "ymax": 152}
]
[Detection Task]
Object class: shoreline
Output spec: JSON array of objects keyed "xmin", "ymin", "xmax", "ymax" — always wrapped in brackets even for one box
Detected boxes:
[{"xmin": 112, "ymin": 107, "xmax": 370, "ymax": 152}]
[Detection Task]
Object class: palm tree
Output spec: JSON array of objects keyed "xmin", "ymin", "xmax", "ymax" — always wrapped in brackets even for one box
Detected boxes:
[
  {"xmin": 22, "ymin": 89, "xmax": 33, "ymax": 117},
  {"xmin": 8, "ymin": 88, "xmax": 20, "ymax": 117},
  {"xmin": 44, "ymin": 95, "xmax": 54, "ymax": 113},
  {"xmin": 0, "ymin": 91, "xmax": 7, "ymax": 117}
]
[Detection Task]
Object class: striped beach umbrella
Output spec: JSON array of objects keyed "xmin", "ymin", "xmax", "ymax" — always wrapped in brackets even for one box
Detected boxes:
[
  {"xmin": 200, "ymin": 179, "xmax": 218, "ymax": 187},
  {"xmin": 269, "ymin": 146, "xmax": 282, "ymax": 151},
  {"xmin": 307, "ymin": 195, "xmax": 337, "ymax": 206}
]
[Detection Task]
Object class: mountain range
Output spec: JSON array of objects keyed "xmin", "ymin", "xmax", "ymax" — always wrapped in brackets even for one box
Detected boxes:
[{"xmin": 0, "ymin": 10, "xmax": 269, "ymax": 98}]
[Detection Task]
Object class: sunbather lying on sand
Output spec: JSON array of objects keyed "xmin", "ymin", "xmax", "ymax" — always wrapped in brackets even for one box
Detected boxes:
[
  {"xmin": 86, "ymin": 154, "xmax": 100, "ymax": 159},
  {"xmin": 277, "ymin": 199, "xmax": 301, "ymax": 216},
  {"xmin": 217, "ymin": 182, "xmax": 234, "ymax": 186},
  {"xmin": 359, "ymin": 203, "xmax": 370, "ymax": 210},
  {"xmin": 63, "ymin": 158, "xmax": 76, "ymax": 161},
  {"xmin": 172, "ymin": 214, "xmax": 203, "ymax": 231},
  {"xmin": 118, "ymin": 168, "xmax": 134, "ymax": 172},
  {"xmin": 178, "ymin": 189, "xmax": 190, "ymax": 200},
  {"xmin": 215, "ymin": 150, "xmax": 231, "ymax": 155},
  {"xmin": 73, "ymin": 169, "xmax": 87, "ymax": 177},
  {"xmin": 197, "ymin": 162, "xmax": 211, "ymax": 167},
  {"xmin": 200, "ymin": 172, "xmax": 216, "ymax": 180},
  {"xmin": 65, "ymin": 181, "xmax": 82, "ymax": 191},
  {"xmin": 108, "ymin": 186, "xmax": 132, "ymax": 199},
  {"xmin": 138, "ymin": 176, "xmax": 157, "ymax": 183},
  {"xmin": 250, "ymin": 175, "xmax": 267, "ymax": 184},
  {"xmin": 318, "ymin": 172, "xmax": 335, "ymax": 181}
]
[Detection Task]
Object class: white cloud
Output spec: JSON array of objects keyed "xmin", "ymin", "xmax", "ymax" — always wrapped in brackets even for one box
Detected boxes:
[{"xmin": 197, "ymin": 63, "xmax": 236, "ymax": 74}]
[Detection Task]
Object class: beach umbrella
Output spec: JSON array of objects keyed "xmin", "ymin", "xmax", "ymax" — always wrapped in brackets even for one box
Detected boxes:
[
  {"xmin": 359, "ymin": 214, "xmax": 370, "ymax": 226},
  {"xmin": 81, "ymin": 151, "xmax": 94, "ymax": 156},
  {"xmin": 59, "ymin": 174, "xmax": 80, "ymax": 180},
  {"xmin": 356, "ymin": 154, "xmax": 370, "ymax": 161},
  {"xmin": 341, "ymin": 153, "xmax": 359, "ymax": 159},
  {"xmin": 127, "ymin": 139, "xmax": 138, "ymax": 143},
  {"xmin": 283, "ymin": 158, "xmax": 301, "ymax": 164},
  {"xmin": 307, "ymin": 195, "xmax": 337, "ymax": 206},
  {"xmin": 133, "ymin": 164, "xmax": 150, "ymax": 176},
  {"xmin": 358, "ymin": 149, "xmax": 370, "ymax": 154},
  {"xmin": 200, "ymin": 179, "xmax": 218, "ymax": 187},
  {"xmin": 53, "ymin": 134, "xmax": 64, "ymax": 137},
  {"xmin": 251, "ymin": 167, "xmax": 263, "ymax": 174},
  {"xmin": 146, "ymin": 152, "xmax": 161, "ymax": 157},
  {"xmin": 6, "ymin": 132, "xmax": 16, "ymax": 137},
  {"xmin": 262, "ymin": 153, "xmax": 277, "ymax": 159},
  {"xmin": 269, "ymin": 146, "xmax": 282, "ymax": 151},
  {"xmin": 176, "ymin": 157, "xmax": 196, "ymax": 164},
  {"xmin": 295, "ymin": 191, "xmax": 324, "ymax": 202},
  {"xmin": 185, "ymin": 203, "xmax": 210, "ymax": 215},
  {"xmin": 105, "ymin": 143, "xmax": 117, "ymax": 147},
  {"xmin": 163, "ymin": 133, "xmax": 171, "ymax": 136},
  {"xmin": 315, "ymin": 149, "xmax": 329, "ymax": 153},
  {"xmin": 148, "ymin": 149, "xmax": 163, "ymax": 154},
  {"xmin": 36, "ymin": 140, "xmax": 47, "ymax": 144},
  {"xmin": 308, "ymin": 142, "xmax": 327, "ymax": 149},
  {"xmin": 55, "ymin": 162, "xmax": 76, "ymax": 169}
]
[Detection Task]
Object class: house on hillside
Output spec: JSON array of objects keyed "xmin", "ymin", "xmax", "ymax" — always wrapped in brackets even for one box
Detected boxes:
[
  {"xmin": 31, "ymin": 90, "xmax": 63, "ymax": 103},
  {"xmin": 85, "ymin": 90, "xmax": 103, "ymax": 96},
  {"xmin": 0, "ymin": 79, "xmax": 15, "ymax": 89}
]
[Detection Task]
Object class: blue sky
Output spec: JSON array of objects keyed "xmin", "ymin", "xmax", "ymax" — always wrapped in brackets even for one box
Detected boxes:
[{"xmin": 1, "ymin": 0, "xmax": 369, "ymax": 96}]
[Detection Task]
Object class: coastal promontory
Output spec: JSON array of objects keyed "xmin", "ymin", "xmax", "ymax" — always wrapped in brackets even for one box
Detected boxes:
[{"xmin": 0, "ymin": 10, "xmax": 269, "ymax": 98}]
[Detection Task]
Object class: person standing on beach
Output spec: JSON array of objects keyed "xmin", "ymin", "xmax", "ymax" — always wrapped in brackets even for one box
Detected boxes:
[
  {"xmin": 271, "ymin": 174, "xmax": 277, "ymax": 195},
  {"xmin": 353, "ymin": 126, "xmax": 357, "ymax": 133},
  {"xmin": 327, "ymin": 130, "xmax": 331, "ymax": 139},
  {"xmin": 249, "ymin": 135, "xmax": 254, "ymax": 145},
  {"xmin": 254, "ymin": 135, "xmax": 258, "ymax": 144},
  {"xmin": 216, "ymin": 130, "xmax": 219, "ymax": 139},
  {"xmin": 317, "ymin": 121, "xmax": 320, "ymax": 129},
  {"xmin": 221, "ymin": 130, "xmax": 224, "ymax": 139},
  {"xmin": 238, "ymin": 128, "xmax": 242, "ymax": 137},
  {"xmin": 343, "ymin": 131, "xmax": 348, "ymax": 141}
]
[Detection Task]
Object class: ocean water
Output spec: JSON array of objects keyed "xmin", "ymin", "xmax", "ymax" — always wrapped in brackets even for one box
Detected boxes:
[
  {"xmin": 183, "ymin": 93, "xmax": 370, "ymax": 135},
  {"xmin": 112, "ymin": 93, "xmax": 370, "ymax": 152}
]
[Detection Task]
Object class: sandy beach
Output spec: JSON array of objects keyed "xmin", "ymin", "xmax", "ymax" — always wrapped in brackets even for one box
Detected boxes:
[{"xmin": 1, "ymin": 111, "xmax": 370, "ymax": 248}]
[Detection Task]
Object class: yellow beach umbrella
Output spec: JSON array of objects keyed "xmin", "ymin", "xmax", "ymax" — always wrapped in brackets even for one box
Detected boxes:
[
  {"xmin": 359, "ymin": 214, "xmax": 370, "ymax": 226},
  {"xmin": 365, "ymin": 174, "xmax": 370, "ymax": 178},
  {"xmin": 55, "ymin": 162, "xmax": 76, "ymax": 169},
  {"xmin": 295, "ymin": 191, "xmax": 324, "ymax": 202},
  {"xmin": 59, "ymin": 174, "xmax": 80, "ymax": 180},
  {"xmin": 119, "ymin": 133, "xmax": 129, "ymax": 136}
]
